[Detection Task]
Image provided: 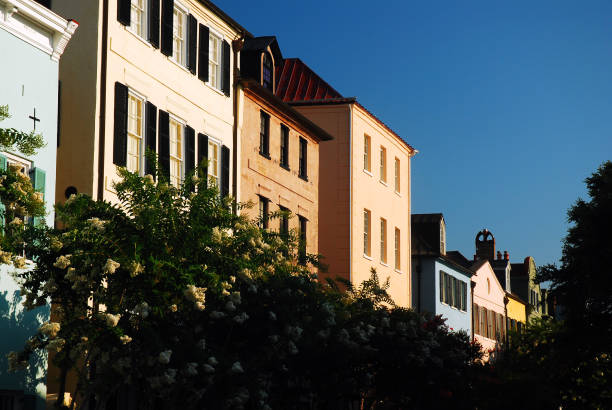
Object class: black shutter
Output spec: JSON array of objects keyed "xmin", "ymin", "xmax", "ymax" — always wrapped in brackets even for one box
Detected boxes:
[
  {"xmin": 185, "ymin": 126, "xmax": 195, "ymax": 177},
  {"xmin": 221, "ymin": 145, "xmax": 230, "ymax": 197},
  {"xmin": 197, "ymin": 133, "xmax": 208, "ymax": 185},
  {"xmin": 158, "ymin": 110, "xmax": 170, "ymax": 181},
  {"xmin": 198, "ymin": 24, "xmax": 209, "ymax": 82},
  {"xmin": 148, "ymin": 0, "xmax": 160, "ymax": 48},
  {"xmin": 117, "ymin": 0, "xmax": 131, "ymax": 26},
  {"xmin": 145, "ymin": 102, "xmax": 157, "ymax": 176},
  {"xmin": 160, "ymin": 0, "xmax": 173, "ymax": 57},
  {"xmin": 187, "ymin": 14, "xmax": 197, "ymax": 74},
  {"xmin": 113, "ymin": 82, "xmax": 128, "ymax": 167},
  {"xmin": 222, "ymin": 40, "xmax": 230, "ymax": 96}
]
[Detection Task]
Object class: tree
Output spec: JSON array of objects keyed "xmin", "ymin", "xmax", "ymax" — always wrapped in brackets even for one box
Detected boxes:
[
  {"xmin": 5, "ymin": 166, "xmax": 482, "ymax": 410},
  {"xmin": 0, "ymin": 105, "xmax": 45, "ymax": 156}
]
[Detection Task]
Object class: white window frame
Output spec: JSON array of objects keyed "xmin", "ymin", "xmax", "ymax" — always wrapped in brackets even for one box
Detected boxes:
[
  {"xmin": 207, "ymin": 136, "xmax": 221, "ymax": 188},
  {"xmin": 3, "ymin": 152, "xmax": 31, "ymax": 176},
  {"xmin": 168, "ymin": 114, "xmax": 185, "ymax": 188},
  {"xmin": 363, "ymin": 209, "xmax": 371, "ymax": 257},
  {"xmin": 363, "ymin": 134, "xmax": 371, "ymax": 173},
  {"xmin": 127, "ymin": 89, "xmax": 146, "ymax": 175},
  {"xmin": 128, "ymin": 0, "xmax": 147, "ymax": 39},
  {"xmin": 380, "ymin": 217, "xmax": 387, "ymax": 264},
  {"xmin": 171, "ymin": 1, "xmax": 188, "ymax": 67},
  {"xmin": 379, "ymin": 145, "xmax": 387, "ymax": 183},
  {"xmin": 208, "ymin": 29, "xmax": 223, "ymax": 90}
]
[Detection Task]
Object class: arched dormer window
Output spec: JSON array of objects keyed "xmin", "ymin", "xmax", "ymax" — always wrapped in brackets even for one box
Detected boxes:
[{"xmin": 262, "ymin": 52, "xmax": 273, "ymax": 91}]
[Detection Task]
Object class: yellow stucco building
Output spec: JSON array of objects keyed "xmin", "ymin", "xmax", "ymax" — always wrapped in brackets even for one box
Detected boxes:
[{"xmin": 506, "ymin": 292, "xmax": 527, "ymax": 333}]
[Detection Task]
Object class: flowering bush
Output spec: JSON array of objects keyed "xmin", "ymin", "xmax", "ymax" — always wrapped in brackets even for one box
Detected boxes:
[{"xmin": 5, "ymin": 166, "xmax": 482, "ymax": 409}]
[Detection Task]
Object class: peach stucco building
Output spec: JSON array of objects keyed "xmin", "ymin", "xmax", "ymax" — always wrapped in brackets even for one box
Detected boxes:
[
  {"xmin": 237, "ymin": 37, "xmax": 333, "ymax": 260},
  {"xmin": 276, "ymin": 59, "xmax": 417, "ymax": 307}
]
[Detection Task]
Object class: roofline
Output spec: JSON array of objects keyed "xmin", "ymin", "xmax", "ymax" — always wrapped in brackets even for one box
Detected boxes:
[
  {"xmin": 288, "ymin": 98, "xmax": 417, "ymax": 155},
  {"xmin": 506, "ymin": 291, "xmax": 527, "ymax": 305},
  {"xmin": 240, "ymin": 78, "xmax": 334, "ymax": 142},
  {"xmin": 197, "ymin": 0, "xmax": 253, "ymax": 38},
  {"xmin": 437, "ymin": 255, "xmax": 475, "ymax": 277}
]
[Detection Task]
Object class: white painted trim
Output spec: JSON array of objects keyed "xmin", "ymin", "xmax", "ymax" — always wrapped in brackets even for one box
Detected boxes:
[{"xmin": 0, "ymin": 0, "xmax": 77, "ymax": 61}]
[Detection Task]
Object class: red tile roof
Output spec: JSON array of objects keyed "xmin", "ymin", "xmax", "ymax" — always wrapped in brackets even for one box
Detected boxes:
[{"xmin": 276, "ymin": 58, "xmax": 343, "ymax": 102}]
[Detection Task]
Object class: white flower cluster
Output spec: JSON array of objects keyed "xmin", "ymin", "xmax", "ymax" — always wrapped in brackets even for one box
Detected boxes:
[
  {"xmin": 184, "ymin": 285, "xmax": 206, "ymax": 311},
  {"xmin": 87, "ymin": 217, "xmax": 107, "ymax": 231},
  {"xmin": 39, "ymin": 322, "xmax": 61, "ymax": 338},
  {"xmin": 53, "ymin": 255, "xmax": 71, "ymax": 269},
  {"xmin": 120, "ymin": 335, "xmax": 132, "ymax": 344},
  {"xmin": 98, "ymin": 312, "xmax": 121, "ymax": 327},
  {"xmin": 129, "ymin": 261, "xmax": 144, "ymax": 277},
  {"xmin": 132, "ymin": 301, "xmax": 150, "ymax": 318},
  {"xmin": 103, "ymin": 258, "xmax": 120, "ymax": 275},
  {"xmin": 158, "ymin": 349, "xmax": 172, "ymax": 364}
]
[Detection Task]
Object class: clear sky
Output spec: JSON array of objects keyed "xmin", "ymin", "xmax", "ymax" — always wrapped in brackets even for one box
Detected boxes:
[{"xmin": 220, "ymin": 0, "xmax": 612, "ymax": 269}]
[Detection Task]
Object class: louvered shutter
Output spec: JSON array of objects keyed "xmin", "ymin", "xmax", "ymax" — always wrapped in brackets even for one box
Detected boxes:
[
  {"xmin": 185, "ymin": 126, "xmax": 195, "ymax": 178},
  {"xmin": 29, "ymin": 168, "xmax": 46, "ymax": 226},
  {"xmin": 145, "ymin": 102, "xmax": 157, "ymax": 177},
  {"xmin": 117, "ymin": 0, "xmax": 131, "ymax": 26},
  {"xmin": 187, "ymin": 14, "xmax": 197, "ymax": 74},
  {"xmin": 221, "ymin": 145, "xmax": 229, "ymax": 197},
  {"xmin": 160, "ymin": 0, "xmax": 173, "ymax": 57},
  {"xmin": 0, "ymin": 154, "xmax": 6, "ymax": 228},
  {"xmin": 197, "ymin": 133, "xmax": 208, "ymax": 185},
  {"xmin": 148, "ymin": 0, "xmax": 160, "ymax": 48},
  {"xmin": 113, "ymin": 82, "xmax": 128, "ymax": 167},
  {"xmin": 198, "ymin": 24, "xmax": 209, "ymax": 82},
  {"xmin": 158, "ymin": 110, "xmax": 170, "ymax": 181},
  {"xmin": 222, "ymin": 40, "xmax": 230, "ymax": 96}
]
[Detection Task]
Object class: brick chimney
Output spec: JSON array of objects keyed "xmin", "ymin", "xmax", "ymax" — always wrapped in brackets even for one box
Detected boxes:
[
  {"xmin": 504, "ymin": 250, "xmax": 509, "ymax": 261},
  {"xmin": 497, "ymin": 251, "xmax": 502, "ymax": 260},
  {"xmin": 475, "ymin": 229, "xmax": 495, "ymax": 261}
]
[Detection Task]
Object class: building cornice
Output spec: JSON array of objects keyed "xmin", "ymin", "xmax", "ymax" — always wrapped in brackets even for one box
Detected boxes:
[{"xmin": 0, "ymin": 0, "xmax": 77, "ymax": 61}]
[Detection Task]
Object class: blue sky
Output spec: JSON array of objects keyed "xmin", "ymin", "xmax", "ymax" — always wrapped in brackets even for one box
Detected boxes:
[{"xmin": 221, "ymin": 0, "xmax": 612, "ymax": 269}]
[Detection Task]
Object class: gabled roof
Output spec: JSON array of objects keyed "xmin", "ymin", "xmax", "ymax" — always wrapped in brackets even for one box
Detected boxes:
[
  {"xmin": 412, "ymin": 213, "xmax": 444, "ymax": 224},
  {"xmin": 446, "ymin": 250, "xmax": 472, "ymax": 269},
  {"xmin": 275, "ymin": 58, "xmax": 343, "ymax": 102},
  {"xmin": 242, "ymin": 36, "xmax": 283, "ymax": 64}
]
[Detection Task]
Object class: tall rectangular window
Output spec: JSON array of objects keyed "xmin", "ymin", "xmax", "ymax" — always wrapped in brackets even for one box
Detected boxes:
[
  {"xmin": 279, "ymin": 206, "xmax": 289, "ymax": 237},
  {"xmin": 439, "ymin": 271, "xmax": 444, "ymax": 303},
  {"xmin": 207, "ymin": 140, "xmax": 219, "ymax": 187},
  {"xmin": 487, "ymin": 310, "xmax": 494, "ymax": 339},
  {"xmin": 127, "ymin": 92, "xmax": 144, "ymax": 174},
  {"xmin": 299, "ymin": 137, "xmax": 307, "ymax": 180},
  {"xmin": 280, "ymin": 124, "xmax": 289, "ymax": 168},
  {"xmin": 169, "ymin": 116, "xmax": 184, "ymax": 187},
  {"xmin": 172, "ymin": 5, "xmax": 186, "ymax": 66},
  {"xmin": 258, "ymin": 196, "xmax": 269, "ymax": 229},
  {"xmin": 380, "ymin": 218, "xmax": 387, "ymax": 263},
  {"xmin": 461, "ymin": 281, "xmax": 467, "ymax": 311},
  {"xmin": 479, "ymin": 308, "xmax": 486, "ymax": 337},
  {"xmin": 394, "ymin": 157, "xmax": 400, "ymax": 193},
  {"xmin": 473, "ymin": 304, "xmax": 480, "ymax": 335},
  {"xmin": 380, "ymin": 146, "xmax": 387, "ymax": 183},
  {"xmin": 363, "ymin": 209, "xmax": 371, "ymax": 256},
  {"xmin": 394, "ymin": 227, "xmax": 400, "ymax": 270},
  {"xmin": 363, "ymin": 134, "xmax": 371, "ymax": 172},
  {"xmin": 298, "ymin": 215, "xmax": 307, "ymax": 265},
  {"xmin": 445, "ymin": 273, "xmax": 452, "ymax": 305},
  {"xmin": 129, "ymin": 0, "xmax": 147, "ymax": 38},
  {"xmin": 259, "ymin": 111, "xmax": 270, "ymax": 157},
  {"xmin": 208, "ymin": 32, "xmax": 222, "ymax": 89}
]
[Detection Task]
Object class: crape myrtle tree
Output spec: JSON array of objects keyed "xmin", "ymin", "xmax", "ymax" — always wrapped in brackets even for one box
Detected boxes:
[{"xmin": 4, "ymin": 163, "xmax": 482, "ymax": 410}]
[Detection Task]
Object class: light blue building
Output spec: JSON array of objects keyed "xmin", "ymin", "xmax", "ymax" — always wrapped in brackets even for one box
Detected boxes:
[
  {"xmin": 411, "ymin": 214, "xmax": 473, "ymax": 334},
  {"xmin": 0, "ymin": 1, "xmax": 76, "ymax": 408}
]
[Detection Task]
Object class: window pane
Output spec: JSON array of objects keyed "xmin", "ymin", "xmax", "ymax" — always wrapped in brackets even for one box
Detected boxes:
[
  {"xmin": 364, "ymin": 135, "xmax": 370, "ymax": 171},
  {"xmin": 169, "ymin": 118, "xmax": 183, "ymax": 187},
  {"xmin": 127, "ymin": 93, "xmax": 143, "ymax": 174},
  {"xmin": 380, "ymin": 146, "xmax": 386, "ymax": 182},
  {"xmin": 380, "ymin": 218, "xmax": 386, "ymax": 263},
  {"xmin": 394, "ymin": 227, "xmax": 400, "ymax": 270},
  {"xmin": 363, "ymin": 209, "xmax": 370, "ymax": 256}
]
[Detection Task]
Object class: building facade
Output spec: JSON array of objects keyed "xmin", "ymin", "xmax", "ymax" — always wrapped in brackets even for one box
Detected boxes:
[
  {"xmin": 411, "ymin": 214, "xmax": 473, "ymax": 333},
  {"xmin": 511, "ymin": 256, "xmax": 543, "ymax": 323},
  {"xmin": 276, "ymin": 59, "xmax": 416, "ymax": 307},
  {"xmin": 0, "ymin": 1, "xmax": 76, "ymax": 408},
  {"xmin": 506, "ymin": 291, "xmax": 526, "ymax": 334},
  {"xmin": 238, "ymin": 37, "xmax": 333, "ymax": 261},
  {"xmin": 49, "ymin": 0, "xmax": 248, "ymax": 204}
]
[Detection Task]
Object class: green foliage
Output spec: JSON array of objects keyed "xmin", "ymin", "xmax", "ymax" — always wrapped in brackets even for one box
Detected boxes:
[{"xmin": 0, "ymin": 105, "xmax": 45, "ymax": 156}]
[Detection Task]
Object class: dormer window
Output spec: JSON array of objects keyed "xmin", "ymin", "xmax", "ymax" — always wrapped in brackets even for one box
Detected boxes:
[{"xmin": 262, "ymin": 52, "xmax": 273, "ymax": 91}]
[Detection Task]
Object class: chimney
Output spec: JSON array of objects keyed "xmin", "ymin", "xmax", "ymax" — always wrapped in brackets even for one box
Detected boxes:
[
  {"xmin": 504, "ymin": 250, "xmax": 509, "ymax": 261},
  {"xmin": 475, "ymin": 229, "xmax": 495, "ymax": 261},
  {"xmin": 497, "ymin": 251, "xmax": 502, "ymax": 260}
]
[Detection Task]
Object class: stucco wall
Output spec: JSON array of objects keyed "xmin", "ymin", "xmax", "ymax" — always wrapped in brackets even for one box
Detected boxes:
[
  {"xmin": 240, "ymin": 91, "xmax": 319, "ymax": 257},
  {"xmin": 434, "ymin": 260, "xmax": 471, "ymax": 333},
  {"xmin": 472, "ymin": 262, "xmax": 506, "ymax": 359},
  {"xmin": 506, "ymin": 296, "xmax": 526, "ymax": 324}
]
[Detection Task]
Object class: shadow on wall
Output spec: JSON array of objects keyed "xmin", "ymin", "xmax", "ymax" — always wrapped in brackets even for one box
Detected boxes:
[{"xmin": 0, "ymin": 284, "xmax": 49, "ymax": 410}]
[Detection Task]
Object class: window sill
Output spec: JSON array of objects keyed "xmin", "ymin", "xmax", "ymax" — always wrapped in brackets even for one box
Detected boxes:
[
  {"xmin": 168, "ymin": 56, "xmax": 191, "ymax": 74},
  {"xmin": 363, "ymin": 254, "xmax": 373, "ymax": 261},
  {"xmin": 205, "ymin": 81, "xmax": 226, "ymax": 97},
  {"xmin": 380, "ymin": 179, "xmax": 388, "ymax": 186},
  {"xmin": 125, "ymin": 27, "xmax": 153, "ymax": 48},
  {"xmin": 380, "ymin": 261, "xmax": 389, "ymax": 267},
  {"xmin": 259, "ymin": 152, "xmax": 271, "ymax": 160},
  {"xmin": 280, "ymin": 163, "xmax": 290, "ymax": 172},
  {"xmin": 394, "ymin": 190, "xmax": 401, "ymax": 197},
  {"xmin": 363, "ymin": 169, "xmax": 373, "ymax": 177},
  {"xmin": 394, "ymin": 268, "xmax": 403, "ymax": 274},
  {"xmin": 298, "ymin": 174, "xmax": 308, "ymax": 182}
]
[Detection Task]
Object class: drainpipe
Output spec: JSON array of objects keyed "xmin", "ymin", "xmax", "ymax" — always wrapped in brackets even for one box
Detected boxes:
[
  {"xmin": 231, "ymin": 34, "xmax": 245, "ymax": 214},
  {"xmin": 97, "ymin": 0, "xmax": 109, "ymax": 201},
  {"xmin": 503, "ymin": 295, "xmax": 509, "ymax": 351},
  {"xmin": 470, "ymin": 280, "xmax": 476, "ymax": 342}
]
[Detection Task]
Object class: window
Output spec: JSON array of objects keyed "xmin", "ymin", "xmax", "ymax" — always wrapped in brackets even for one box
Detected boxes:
[
  {"xmin": 394, "ymin": 227, "xmax": 400, "ymax": 270},
  {"xmin": 208, "ymin": 32, "xmax": 222, "ymax": 89},
  {"xmin": 440, "ymin": 271, "xmax": 467, "ymax": 311},
  {"xmin": 258, "ymin": 196, "xmax": 269, "ymax": 229},
  {"xmin": 259, "ymin": 111, "xmax": 270, "ymax": 157},
  {"xmin": 380, "ymin": 218, "xmax": 387, "ymax": 264},
  {"xmin": 487, "ymin": 310, "xmax": 494, "ymax": 339},
  {"xmin": 298, "ymin": 137, "xmax": 308, "ymax": 180},
  {"xmin": 363, "ymin": 134, "xmax": 371, "ymax": 172},
  {"xmin": 207, "ymin": 140, "xmax": 220, "ymax": 187},
  {"xmin": 172, "ymin": 5, "xmax": 187, "ymax": 66},
  {"xmin": 262, "ymin": 52, "xmax": 273, "ymax": 91},
  {"xmin": 479, "ymin": 308, "xmax": 486, "ymax": 338},
  {"xmin": 280, "ymin": 124, "xmax": 289, "ymax": 169},
  {"xmin": 379, "ymin": 146, "xmax": 386, "ymax": 183},
  {"xmin": 127, "ymin": 92, "xmax": 144, "ymax": 174},
  {"xmin": 473, "ymin": 304, "xmax": 480, "ymax": 335},
  {"xmin": 461, "ymin": 281, "xmax": 467, "ymax": 311},
  {"xmin": 279, "ymin": 206, "xmax": 289, "ymax": 237},
  {"xmin": 363, "ymin": 209, "xmax": 371, "ymax": 256},
  {"xmin": 4, "ymin": 153, "xmax": 31, "ymax": 176},
  {"xmin": 169, "ymin": 116, "xmax": 184, "ymax": 187},
  {"xmin": 298, "ymin": 215, "xmax": 307, "ymax": 265},
  {"xmin": 394, "ymin": 157, "xmax": 400, "ymax": 192},
  {"xmin": 129, "ymin": 0, "xmax": 147, "ymax": 38}
]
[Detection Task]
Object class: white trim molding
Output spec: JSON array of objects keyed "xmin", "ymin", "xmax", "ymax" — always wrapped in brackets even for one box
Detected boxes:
[{"xmin": 0, "ymin": 0, "xmax": 78, "ymax": 61}]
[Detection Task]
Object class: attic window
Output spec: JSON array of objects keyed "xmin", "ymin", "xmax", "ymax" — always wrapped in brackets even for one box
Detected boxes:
[{"xmin": 262, "ymin": 52, "xmax": 273, "ymax": 91}]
